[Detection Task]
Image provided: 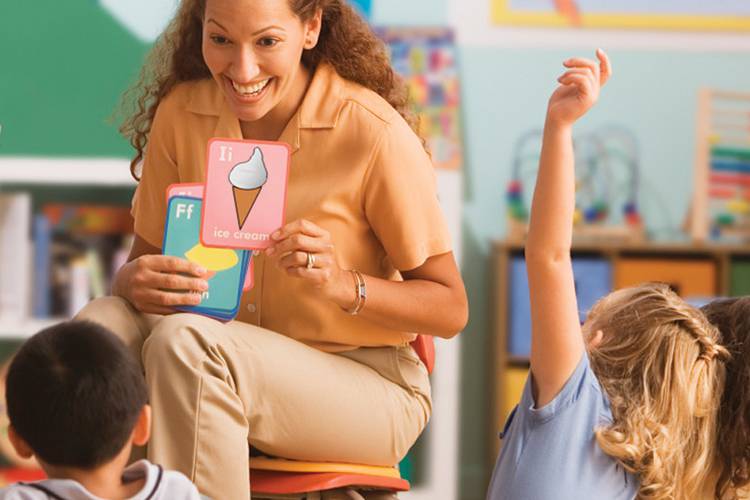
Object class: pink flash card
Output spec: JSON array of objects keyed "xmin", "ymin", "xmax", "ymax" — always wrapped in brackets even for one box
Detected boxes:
[
  {"xmin": 243, "ymin": 257, "xmax": 254, "ymax": 291},
  {"xmin": 166, "ymin": 183, "xmax": 204, "ymax": 203},
  {"xmin": 201, "ymin": 138, "xmax": 290, "ymax": 250},
  {"xmin": 166, "ymin": 182, "xmax": 254, "ymax": 291}
]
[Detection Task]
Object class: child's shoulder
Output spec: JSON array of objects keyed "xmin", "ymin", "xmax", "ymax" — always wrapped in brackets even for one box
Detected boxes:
[
  {"xmin": 0, "ymin": 480, "xmax": 81, "ymax": 499},
  {"xmin": 126, "ymin": 460, "xmax": 204, "ymax": 499},
  {"xmin": 523, "ymin": 353, "xmax": 607, "ymax": 423}
]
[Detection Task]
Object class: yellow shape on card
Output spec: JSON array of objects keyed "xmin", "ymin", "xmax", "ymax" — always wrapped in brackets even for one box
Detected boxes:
[{"xmin": 185, "ymin": 243, "xmax": 238, "ymax": 271}]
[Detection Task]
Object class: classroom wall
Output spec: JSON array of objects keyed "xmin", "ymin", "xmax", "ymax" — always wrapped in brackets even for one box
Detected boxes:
[
  {"xmin": 378, "ymin": 2, "xmax": 750, "ymax": 496},
  {"xmin": 3, "ymin": 1, "xmax": 750, "ymax": 498}
]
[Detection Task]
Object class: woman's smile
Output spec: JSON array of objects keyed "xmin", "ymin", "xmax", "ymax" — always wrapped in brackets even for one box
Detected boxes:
[{"xmin": 225, "ymin": 75, "xmax": 274, "ymax": 103}]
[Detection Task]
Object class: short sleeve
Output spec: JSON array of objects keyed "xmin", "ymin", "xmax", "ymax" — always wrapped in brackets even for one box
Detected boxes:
[
  {"xmin": 362, "ymin": 117, "xmax": 453, "ymax": 271},
  {"xmin": 520, "ymin": 353, "xmax": 594, "ymax": 425},
  {"xmin": 131, "ymin": 99, "xmax": 181, "ymax": 248}
]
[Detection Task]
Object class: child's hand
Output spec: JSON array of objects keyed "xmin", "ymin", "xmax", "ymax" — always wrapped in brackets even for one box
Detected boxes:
[{"xmin": 547, "ymin": 49, "xmax": 611, "ymax": 127}]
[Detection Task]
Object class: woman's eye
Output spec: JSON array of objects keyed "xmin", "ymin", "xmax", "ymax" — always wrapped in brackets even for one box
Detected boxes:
[
  {"xmin": 258, "ymin": 37, "xmax": 278, "ymax": 48},
  {"xmin": 210, "ymin": 35, "xmax": 230, "ymax": 45}
]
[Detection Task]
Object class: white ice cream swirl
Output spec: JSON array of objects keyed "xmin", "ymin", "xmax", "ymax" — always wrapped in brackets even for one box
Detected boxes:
[{"xmin": 229, "ymin": 147, "xmax": 268, "ymax": 189}]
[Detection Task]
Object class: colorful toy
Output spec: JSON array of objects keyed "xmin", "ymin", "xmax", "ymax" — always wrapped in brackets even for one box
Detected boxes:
[
  {"xmin": 506, "ymin": 125, "xmax": 644, "ymax": 241},
  {"xmin": 690, "ymin": 88, "xmax": 750, "ymax": 243}
]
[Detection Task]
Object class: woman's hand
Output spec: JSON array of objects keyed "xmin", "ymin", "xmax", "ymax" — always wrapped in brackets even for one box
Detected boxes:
[
  {"xmin": 547, "ymin": 49, "xmax": 611, "ymax": 128},
  {"xmin": 113, "ymin": 254, "xmax": 210, "ymax": 315},
  {"xmin": 265, "ymin": 219, "xmax": 353, "ymax": 308}
]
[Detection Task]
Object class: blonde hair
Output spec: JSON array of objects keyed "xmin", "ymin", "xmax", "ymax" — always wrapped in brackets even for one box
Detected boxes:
[{"xmin": 586, "ymin": 283, "xmax": 727, "ymax": 500}]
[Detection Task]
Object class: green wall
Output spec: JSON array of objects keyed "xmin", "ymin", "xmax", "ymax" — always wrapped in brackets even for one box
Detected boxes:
[{"xmin": 0, "ymin": 0, "xmax": 148, "ymax": 156}]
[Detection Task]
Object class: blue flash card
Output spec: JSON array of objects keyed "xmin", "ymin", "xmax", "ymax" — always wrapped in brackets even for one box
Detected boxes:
[{"xmin": 162, "ymin": 196, "xmax": 248, "ymax": 321}]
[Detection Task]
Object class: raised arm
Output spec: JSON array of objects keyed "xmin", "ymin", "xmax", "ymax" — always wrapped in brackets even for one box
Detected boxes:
[{"xmin": 526, "ymin": 49, "xmax": 611, "ymax": 407}]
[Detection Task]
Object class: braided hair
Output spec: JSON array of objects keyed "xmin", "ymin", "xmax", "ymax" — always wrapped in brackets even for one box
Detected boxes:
[{"xmin": 585, "ymin": 283, "xmax": 728, "ymax": 499}]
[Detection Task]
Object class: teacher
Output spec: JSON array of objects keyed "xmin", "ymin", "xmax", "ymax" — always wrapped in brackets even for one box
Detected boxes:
[{"xmin": 78, "ymin": 0, "xmax": 468, "ymax": 498}]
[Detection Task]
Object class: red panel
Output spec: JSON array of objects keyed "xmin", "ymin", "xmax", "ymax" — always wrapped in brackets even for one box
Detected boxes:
[
  {"xmin": 410, "ymin": 335, "xmax": 435, "ymax": 374},
  {"xmin": 250, "ymin": 470, "xmax": 410, "ymax": 494}
]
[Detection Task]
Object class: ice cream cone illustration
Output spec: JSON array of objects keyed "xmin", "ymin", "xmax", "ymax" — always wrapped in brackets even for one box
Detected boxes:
[
  {"xmin": 185, "ymin": 243, "xmax": 239, "ymax": 280},
  {"xmin": 229, "ymin": 147, "xmax": 268, "ymax": 229}
]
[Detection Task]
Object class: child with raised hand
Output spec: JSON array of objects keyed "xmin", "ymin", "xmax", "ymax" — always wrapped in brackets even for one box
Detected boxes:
[
  {"xmin": 0, "ymin": 321, "xmax": 205, "ymax": 500},
  {"xmin": 487, "ymin": 50, "xmax": 728, "ymax": 500},
  {"xmin": 701, "ymin": 297, "xmax": 750, "ymax": 499}
]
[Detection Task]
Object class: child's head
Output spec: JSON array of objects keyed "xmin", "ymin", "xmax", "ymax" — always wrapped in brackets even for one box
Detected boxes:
[
  {"xmin": 583, "ymin": 283, "xmax": 728, "ymax": 499},
  {"xmin": 5, "ymin": 320, "xmax": 149, "ymax": 469},
  {"xmin": 701, "ymin": 296, "xmax": 750, "ymax": 498}
]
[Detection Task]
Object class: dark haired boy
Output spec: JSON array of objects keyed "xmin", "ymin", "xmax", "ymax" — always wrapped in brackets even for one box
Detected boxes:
[{"xmin": 0, "ymin": 320, "xmax": 204, "ymax": 499}]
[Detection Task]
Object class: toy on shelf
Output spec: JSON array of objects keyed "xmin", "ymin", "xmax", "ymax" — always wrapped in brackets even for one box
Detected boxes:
[
  {"xmin": 506, "ymin": 125, "xmax": 644, "ymax": 242},
  {"xmin": 690, "ymin": 88, "xmax": 750, "ymax": 243}
]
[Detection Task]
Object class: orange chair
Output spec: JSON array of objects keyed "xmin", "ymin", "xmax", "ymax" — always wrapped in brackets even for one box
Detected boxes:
[{"xmin": 249, "ymin": 335, "xmax": 435, "ymax": 499}]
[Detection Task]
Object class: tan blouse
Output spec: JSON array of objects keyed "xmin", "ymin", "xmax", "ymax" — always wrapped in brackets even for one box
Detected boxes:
[{"xmin": 132, "ymin": 62, "xmax": 452, "ymax": 352}]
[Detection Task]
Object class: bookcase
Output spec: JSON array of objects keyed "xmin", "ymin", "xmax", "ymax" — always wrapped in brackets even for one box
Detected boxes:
[
  {"xmin": 0, "ymin": 157, "xmax": 135, "ymax": 338},
  {"xmin": 490, "ymin": 239, "xmax": 750, "ymax": 464}
]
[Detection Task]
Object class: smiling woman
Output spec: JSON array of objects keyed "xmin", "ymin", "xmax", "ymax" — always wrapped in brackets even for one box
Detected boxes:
[{"xmin": 78, "ymin": 1, "xmax": 469, "ymax": 499}]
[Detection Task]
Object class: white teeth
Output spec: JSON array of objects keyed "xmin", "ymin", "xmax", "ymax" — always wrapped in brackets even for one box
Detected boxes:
[{"xmin": 231, "ymin": 78, "xmax": 270, "ymax": 95}]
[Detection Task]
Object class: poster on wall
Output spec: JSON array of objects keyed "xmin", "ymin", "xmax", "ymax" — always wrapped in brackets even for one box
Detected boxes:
[
  {"xmin": 348, "ymin": 0, "xmax": 372, "ymax": 19},
  {"xmin": 492, "ymin": 0, "xmax": 750, "ymax": 31},
  {"xmin": 376, "ymin": 28, "xmax": 464, "ymax": 171}
]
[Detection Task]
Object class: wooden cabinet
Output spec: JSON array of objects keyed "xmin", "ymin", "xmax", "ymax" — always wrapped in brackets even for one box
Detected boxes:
[{"xmin": 490, "ymin": 240, "xmax": 750, "ymax": 466}]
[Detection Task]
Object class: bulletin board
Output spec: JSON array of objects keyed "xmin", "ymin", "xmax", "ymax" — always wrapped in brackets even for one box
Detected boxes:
[
  {"xmin": 376, "ymin": 28, "xmax": 464, "ymax": 170},
  {"xmin": 491, "ymin": 0, "xmax": 750, "ymax": 31}
]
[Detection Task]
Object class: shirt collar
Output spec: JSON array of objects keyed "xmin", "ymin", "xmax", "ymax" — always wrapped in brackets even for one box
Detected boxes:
[{"xmin": 186, "ymin": 62, "xmax": 345, "ymax": 154}]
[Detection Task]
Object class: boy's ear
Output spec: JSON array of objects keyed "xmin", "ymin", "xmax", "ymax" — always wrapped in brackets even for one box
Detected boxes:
[
  {"xmin": 132, "ymin": 405, "xmax": 151, "ymax": 447},
  {"xmin": 7, "ymin": 425, "xmax": 34, "ymax": 459}
]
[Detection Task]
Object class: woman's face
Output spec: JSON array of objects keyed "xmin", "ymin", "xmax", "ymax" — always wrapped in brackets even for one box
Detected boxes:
[{"xmin": 202, "ymin": 0, "xmax": 321, "ymax": 123}]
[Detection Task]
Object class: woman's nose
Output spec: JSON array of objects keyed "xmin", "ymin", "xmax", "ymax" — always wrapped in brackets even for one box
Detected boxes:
[{"xmin": 231, "ymin": 46, "xmax": 260, "ymax": 82}]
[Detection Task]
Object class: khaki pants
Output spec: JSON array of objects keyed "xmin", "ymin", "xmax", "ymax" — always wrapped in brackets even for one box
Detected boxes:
[{"xmin": 76, "ymin": 297, "xmax": 431, "ymax": 500}]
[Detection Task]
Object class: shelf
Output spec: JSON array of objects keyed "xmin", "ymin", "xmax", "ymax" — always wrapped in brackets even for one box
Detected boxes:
[
  {"xmin": 0, "ymin": 157, "xmax": 135, "ymax": 186},
  {"xmin": 494, "ymin": 238, "xmax": 750, "ymax": 255},
  {"xmin": 507, "ymin": 355, "xmax": 530, "ymax": 367},
  {"xmin": 0, "ymin": 318, "xmax": 67, "ymax": 340}
]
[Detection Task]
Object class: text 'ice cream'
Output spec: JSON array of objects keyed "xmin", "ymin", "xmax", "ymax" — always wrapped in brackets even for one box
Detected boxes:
[{"xmin": 229, "ymin": 147, "xmax": 268, "ymax": 229}]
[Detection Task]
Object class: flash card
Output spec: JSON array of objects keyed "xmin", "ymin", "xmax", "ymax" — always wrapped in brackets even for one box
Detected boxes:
[
  {"xmin": 167, "ymin": 183, "xmax": 254, "ymax": 292},
  {"xmin": 201, "ymin": 138, "xmax": 290, "ymax": 250},
  {"xmin": 166, "ymin": 182, "xmax": 204, "ymax": 201},
  {"xmin": 162, "ymin": 195, "xmax": 249, "ymax": 321}
]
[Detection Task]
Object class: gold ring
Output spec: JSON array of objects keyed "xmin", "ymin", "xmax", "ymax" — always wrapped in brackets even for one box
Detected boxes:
[{"xmin": 306, "ymin": 252, "xmax": 315, "ymax": 269}]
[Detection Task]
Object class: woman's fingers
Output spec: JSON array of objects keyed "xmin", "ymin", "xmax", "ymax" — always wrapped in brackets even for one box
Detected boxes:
[
  {"xmin": 130, "ymin": 288, "xmax": 203, "ymax": 312},
  {"xmin": 267, "ymin": 233, "xmax": 333, "ymax": 257},
  {"xmin": 139, "ymin": 254, "xmax": 207, "ymax": 277},
  {"xmin": 271, "ymin": 219, "xmax": 329, "ymax": 241},
  {"xmin": 144, "ymin": 269, "xmax": 209, "ymax": 293},
  {"xmin": 278, "ymin": 250, "xmax": 333, "ymax": 271}
]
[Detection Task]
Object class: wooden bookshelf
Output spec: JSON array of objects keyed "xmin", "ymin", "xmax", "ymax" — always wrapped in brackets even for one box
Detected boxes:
[
  {"xmin": 0, "ymin": 159, "xmax": 134, "ymax": 338},
  {"xmin": 490, "ymin": 238, "xmax": 750, "ymax": 466}
]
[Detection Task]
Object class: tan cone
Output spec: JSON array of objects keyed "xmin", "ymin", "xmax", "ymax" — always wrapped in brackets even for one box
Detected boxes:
[{"xmin": 233, "ymin": 186, "xmax": 262, "ymax": 229}]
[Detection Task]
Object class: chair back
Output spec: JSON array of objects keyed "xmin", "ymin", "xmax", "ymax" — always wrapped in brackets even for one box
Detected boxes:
[{"xmin": 409, "ymin": 335, "xmax": 435, "ymax": 374}]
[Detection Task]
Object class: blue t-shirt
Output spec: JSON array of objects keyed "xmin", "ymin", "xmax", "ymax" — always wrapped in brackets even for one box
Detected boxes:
[{"xmin": 487, "ymin": 354, "xmax": 639, "ymax": 500}]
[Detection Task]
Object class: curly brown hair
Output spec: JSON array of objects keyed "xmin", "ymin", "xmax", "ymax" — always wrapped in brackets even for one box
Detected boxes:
[
  {"xmin": 120, "ymin": 0, "xmax": 415, "ymax": 179},
  {"xmin": 701, "ymin": 297, "xmax": 750, "ymax": 499}
]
